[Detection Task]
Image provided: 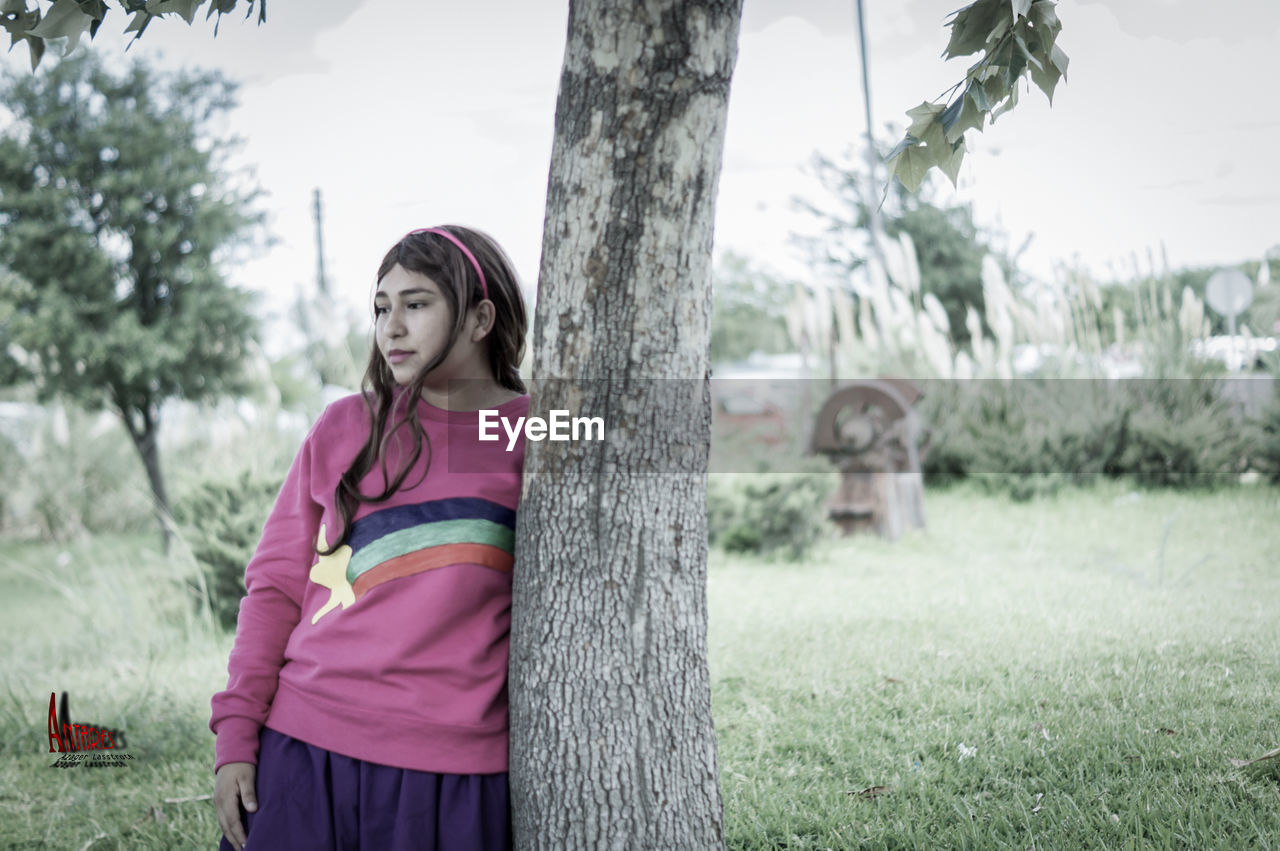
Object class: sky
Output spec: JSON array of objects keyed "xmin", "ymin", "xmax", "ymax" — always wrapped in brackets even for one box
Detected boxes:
[{"xmin": 3, "ymin": 0, "xmax": 1278, "ymax": 347}]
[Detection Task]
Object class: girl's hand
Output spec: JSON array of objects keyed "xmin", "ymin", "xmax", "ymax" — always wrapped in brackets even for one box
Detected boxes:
[{"xmin": 214, "ymin": 761, "xmax": 258, "ymax": 850}]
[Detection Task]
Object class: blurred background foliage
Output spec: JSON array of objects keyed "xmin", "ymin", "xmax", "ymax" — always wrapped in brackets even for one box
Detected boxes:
[
  {"xmin": 172, "ymin": 470, "xmax": 285, "ymax": 631},
  {"xmin": 0, "ymin": 58, "xmax": 1274, "ymax": 587},
  {"xmin": 0, "ymin": 51, "xmax": 265, "ymax": 550},
  {"xmin": 0, "ymin": 52, "xmax": 367, "ymax": 603},
  {"xmin": 709, "ymin": 253, "xmax": 792, "ymax": 365},
  {"xmin": 707, "ymin": 144, "xmax": 1278, "ymax": 557}
]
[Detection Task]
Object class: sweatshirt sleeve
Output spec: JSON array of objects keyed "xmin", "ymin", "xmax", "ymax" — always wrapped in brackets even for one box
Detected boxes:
[{"xmin": 209, "ymin": 408, "xmax": 330, "ymax": 772}]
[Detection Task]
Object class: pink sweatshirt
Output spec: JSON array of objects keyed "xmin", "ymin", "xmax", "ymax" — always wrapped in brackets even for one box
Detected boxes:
[{"xmin": 209, "ymin": 391, "xmax": 528, "ymax": 774}]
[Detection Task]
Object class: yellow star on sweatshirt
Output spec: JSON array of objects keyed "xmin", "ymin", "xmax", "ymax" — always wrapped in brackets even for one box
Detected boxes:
[{"xmin": 308, "ymin": 524, "xmax": 355, "ymax": 625}]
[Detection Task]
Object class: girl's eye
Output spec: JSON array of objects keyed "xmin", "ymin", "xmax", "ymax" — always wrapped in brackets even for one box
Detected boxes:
[
  {"xmin": 407, "ymin": 302, "xmax": 427, "ymax": 310},
  {"xmin": 374, "ymin": 305, "xmax": 389, "ymax": 316}
]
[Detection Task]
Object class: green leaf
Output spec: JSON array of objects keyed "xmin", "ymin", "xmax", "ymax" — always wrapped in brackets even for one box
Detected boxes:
[
  {"xmin": 26, "ymin": 30, "xmax": 43, "ymax": 69},
  {"xmin": 206, "ymin": 0, "xmax": 236, "ymax": 32},
  {"xmin": 1, "ymin": 0, "xmax": 28, "ymax": 14},
  {"xmin": 938, "ymin": 136, "xmax": 967, "ymax": 187},
  {"xmin": 1004, "ymin": 38, "xmax": 1027, "ymax": 84},
  {"xmin": 905, "ymin": 101, "xmax": 945, "ymax": 139},
  {"xmin": 984, "ymin": 14, "xmax": 1010, "ymax": 46},
  {"xmin": 123, "ymin": 9, "xmax": 151, "ymax": 34},
  {"xmin": 1029, "ymin": 46, "xmax": 1062, "ymax": 102},
  {"xmin": 944, "ymin": 89, "xmax": 986, "ymax": 143},
  {"xmin": 1029, "ymin": 0, "xmax": 1061, "ymax": 37},
  {"xmin": 968, "ymin": 79, "xmax": 990, "ymax": 112},
  {"xmin": 27, "ymin": 0, "xmax": 93, "ymax": 54},
  {"xmin": 896, "ymin": 0, "xmax": 1064, "ymax": 192},
  {"xmin": 918, "ymin": 114, "xmax": 948, "ymax": 153},
  {"xmin": 0, "ymin": 8, "xmax": 33, "ymax": 43},
  {"xmin": 939, "ymin": 96, "xmax": 963, "ymax": 133},
  {"xmin": 1049, "ymin": 42, "xmax": 1069, "ymax": 78},
  {"xmin": 988, "ymin": 36, "xmax": 1014, "ymax": 67},
  {"xmin": 942, "ymin": 0, "xmax": 1007, "ymax": 60},
  {"xmin": 145, "ymin": 0, "xmax": 202, "ymax": 24},
  {"xmin": 75, "ymin": 0, "xmax": 107, "ymax": 19},
  {"xmin": 963, "ymin": 55, "xmax": 988, "ymax": 89},
  {"xmin": 887, "ymin": 141, "xmax": 938, "ymax": 193},
  {"xmin": 79, "ymin": 0, "xmax": 108, "ymax": 38},
  {"xmin": 982, "ymin": 72, "xmax": 1007, "ymax": 106},
  {"xmin": 990, "ymin": 81, "xmax": 1020, "ymax": 122},
  {"xmin": 1013, "ymin": 30, "xmax": 1040, "ymax": 70},
  {"xmin": 885, "ymin": 134, "xmax": 920, "ymax": 162}
]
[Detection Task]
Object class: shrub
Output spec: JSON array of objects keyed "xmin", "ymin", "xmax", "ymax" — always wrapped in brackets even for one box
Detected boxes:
[
  {"xmin": 920, "ymin": 381, "xmax": 1104, "ymax": 499},
  {"xmin": 1117, "ymin": 379, "xmax": 1248, "ymax": 487},
  {"xmin": 706, "ymin": 468, "xmax": 835, "ymax": 560},
  {"xmin": 920, "ymin": 378, "xmax": 1249, "ymax": 497},
  {"xmin": 1247, "ymin": 391, "xmax": 1280, "ymax": 484},
  {"xmin": 173, "ymin": 471, "xmax": 284, "ymax": 631}
]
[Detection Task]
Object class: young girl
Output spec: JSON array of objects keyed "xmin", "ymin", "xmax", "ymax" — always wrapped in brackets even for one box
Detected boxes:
[{"xmin": 211, "ymin": 225, "xmax": 528, "ymax": 851}]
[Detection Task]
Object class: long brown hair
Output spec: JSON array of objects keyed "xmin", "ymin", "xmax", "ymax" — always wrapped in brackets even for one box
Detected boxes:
[{"xmin": 318, "ymin": 225, "xmax": 527, "ymax": 554}]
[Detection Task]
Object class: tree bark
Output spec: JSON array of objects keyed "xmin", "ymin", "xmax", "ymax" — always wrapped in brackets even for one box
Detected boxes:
[
  {"xmin": 510, "ymin": 1, "xmax": 742, "ymax": 848},
  {"xmin": 119, "ymin": 401, "xmax": 173, "ymax": 554}
]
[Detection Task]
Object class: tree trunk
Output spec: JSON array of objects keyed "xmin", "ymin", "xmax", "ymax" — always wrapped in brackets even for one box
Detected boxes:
[
  {"xmin": 119, "ymin": 401, "xmax": 173, "ymax": 554},
  {"xmin": 510, "ymin": 1, "xmax": 742, "ymax": 848}
]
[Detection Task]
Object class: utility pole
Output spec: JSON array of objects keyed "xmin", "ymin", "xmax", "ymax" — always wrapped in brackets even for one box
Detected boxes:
[
  {"xmin": 313, "ymin": 187, "xmax": 328, "ymax": 296},
  {"xmin": 860, "ymin": 0, "xmax": 890, "ymax": 277}
]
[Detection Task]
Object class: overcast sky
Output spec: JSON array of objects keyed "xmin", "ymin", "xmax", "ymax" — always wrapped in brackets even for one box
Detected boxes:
[{"xmin": 4, "ymin": 0, "xmax": 1277, "ymax": 341}]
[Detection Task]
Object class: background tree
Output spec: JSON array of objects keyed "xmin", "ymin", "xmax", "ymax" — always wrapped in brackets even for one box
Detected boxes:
[
  {"xmin": 710, "ymin": 252, "xmax": 793, "ymax": 364},
  {"xmin": 0, "ymin": 52, "xmax": 264, "ymax": 550},
  {"xmin": 801, "ymin": 149, "xmax": 995, "ymax": 348},
  {"xmin": 1093, "ymin": 260, "xmax": 1280, "ymax": 345}
]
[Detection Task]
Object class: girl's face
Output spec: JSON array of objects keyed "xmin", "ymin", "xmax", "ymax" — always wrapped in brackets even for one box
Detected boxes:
[{"xmin": 374, "ymin": 264, "xmax": 476, "ymax": 387}]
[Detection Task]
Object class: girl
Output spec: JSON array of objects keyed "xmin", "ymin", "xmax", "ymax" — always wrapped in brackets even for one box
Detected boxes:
[{"xmin": 211, "ymin": 225, "xmax": 528, "ymax": 851}]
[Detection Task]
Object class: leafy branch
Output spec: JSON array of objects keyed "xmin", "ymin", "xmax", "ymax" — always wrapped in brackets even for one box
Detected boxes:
[
  {"xmin": 0, "ymin": 0, "xmax": 264, "ymax": 70},
  {"xmin": 886, "ymin": 0, "xmax": 1068, "ymax": 193}
]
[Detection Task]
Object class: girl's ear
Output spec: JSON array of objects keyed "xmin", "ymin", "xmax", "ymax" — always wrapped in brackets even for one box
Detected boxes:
[{"xmin": 470, "ymin": 300, "xmax": 496, "ymax": 342}]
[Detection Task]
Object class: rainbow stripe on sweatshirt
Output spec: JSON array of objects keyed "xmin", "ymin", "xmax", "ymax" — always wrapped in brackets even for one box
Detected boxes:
[{"xmin": 307, "ymin": 496, "xmax": 514, "ymax": 625}]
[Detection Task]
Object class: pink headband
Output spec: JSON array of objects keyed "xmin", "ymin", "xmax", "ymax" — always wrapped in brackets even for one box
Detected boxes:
[{"xmin": 406, "ymin": 227, "xmax": 489, "ymax": 300}]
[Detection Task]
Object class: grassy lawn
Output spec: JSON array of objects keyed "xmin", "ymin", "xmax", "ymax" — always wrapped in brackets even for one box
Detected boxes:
[
  {"xmin": 710, "ymin": 479, "xmax": 1280, "ymax": 849},
  {"xmin": 0, "ymin": 535, "xmax": 233, "ymax": 849},
  {"xmin": 1, "ymin": 480, "xmax": 1277, "ymax": 849}
]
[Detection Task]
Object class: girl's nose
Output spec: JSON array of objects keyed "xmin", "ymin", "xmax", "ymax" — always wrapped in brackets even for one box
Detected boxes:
[{"xmin": 384, "ymin": 309, "xmax": 406, "ymax": 335}]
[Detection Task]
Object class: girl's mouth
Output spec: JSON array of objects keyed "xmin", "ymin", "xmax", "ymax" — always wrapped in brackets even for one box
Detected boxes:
[{"xmin": 386, "ymin": 350, "xmax": 413, "ymax": 364}]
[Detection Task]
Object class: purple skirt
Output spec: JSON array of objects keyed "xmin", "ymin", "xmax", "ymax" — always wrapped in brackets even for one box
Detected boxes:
[{"xmin": 219, "ymin": 727, "xmax": 510, "ymax": 851}]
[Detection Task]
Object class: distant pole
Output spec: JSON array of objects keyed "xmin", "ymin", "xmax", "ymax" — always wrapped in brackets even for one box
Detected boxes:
[
  {"xmin": 313, "ymin": 187, "xmax": 328, "ymax": 296},
  {"xmin": 855, "ymin": 0, "xmax": 883, "ymax": 240},
  {"xmin": 855, "ymin": 0, "xmax": 889, "ymax": 280}
]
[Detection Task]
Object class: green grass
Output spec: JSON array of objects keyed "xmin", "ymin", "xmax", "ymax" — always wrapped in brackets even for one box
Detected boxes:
[
  {"xmin": 710, "ymin": 479, "xmax": 1280, "ymax": 849},
  {"xmin": 0, "ymin": 535, "xmax": 232, "ymax": 849},
  {"xmin": 1, "ymin": 480, "xmax": 1277, "ymax": 849}
]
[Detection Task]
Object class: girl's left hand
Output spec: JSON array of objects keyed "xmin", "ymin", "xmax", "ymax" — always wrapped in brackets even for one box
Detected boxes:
[{"xmin": 214, "ymin": 761, "xmax": 257, "ymax": 850}]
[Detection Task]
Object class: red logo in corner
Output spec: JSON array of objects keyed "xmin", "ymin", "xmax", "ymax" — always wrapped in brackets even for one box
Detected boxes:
[{"xmin": 47, "ymin": 691, "xmax": 127, "ymax": 753}]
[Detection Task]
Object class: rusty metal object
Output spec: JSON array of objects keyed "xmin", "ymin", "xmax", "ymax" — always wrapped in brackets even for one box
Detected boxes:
[{"xmin": 811, "ymin": 379, "xmax": 927, "ymax": 540}]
